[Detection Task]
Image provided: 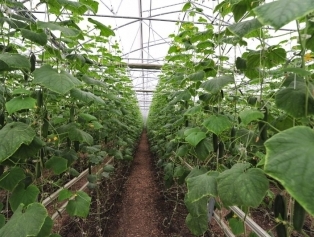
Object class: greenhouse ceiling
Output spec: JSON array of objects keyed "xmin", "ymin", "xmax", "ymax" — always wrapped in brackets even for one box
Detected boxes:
[{"xmin": 6, "ymin": 0, "xmax": 298, "ymax": 117}]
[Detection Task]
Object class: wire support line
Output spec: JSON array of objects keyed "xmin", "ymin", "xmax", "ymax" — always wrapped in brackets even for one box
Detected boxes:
[
  {"xmin": 142, "ymin": 2, "xmax": 185, "ymax": 13},
  {"xmin": 122, "ymin": 41, "xmax": 171, "ymax": 56}
]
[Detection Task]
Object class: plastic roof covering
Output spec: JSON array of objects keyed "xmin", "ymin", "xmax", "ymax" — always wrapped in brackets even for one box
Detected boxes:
[{"xmin": 17, "ymin": 0, "xmax": 298, "ymax": 117}]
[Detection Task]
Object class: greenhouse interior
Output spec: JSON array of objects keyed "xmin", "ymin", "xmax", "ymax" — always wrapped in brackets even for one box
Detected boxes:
[{"xmin": 0, "ymin": 0, "xmax": 313, "ymax": 236}]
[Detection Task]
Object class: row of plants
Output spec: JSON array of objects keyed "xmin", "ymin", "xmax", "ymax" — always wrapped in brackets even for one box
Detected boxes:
[
  {"xmin": 0, "ymin": 0, "xmax": 143, "ymax": 236},
  {"xmin": 147, "ymin": 0, "xmax": 314, "ymax": 236}
]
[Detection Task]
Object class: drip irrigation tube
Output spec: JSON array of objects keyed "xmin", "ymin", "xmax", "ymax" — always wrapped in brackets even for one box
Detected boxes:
[{"xmin": 231, "ymin": 206, "xmax": 271, "ymax": 237}]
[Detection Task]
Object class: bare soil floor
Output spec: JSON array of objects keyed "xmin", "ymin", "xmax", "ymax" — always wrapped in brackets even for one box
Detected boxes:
[
  {"xmin": 106, "ymin": 131, "xmax": 165, "ymax": 237},
  {"xmin": 105, "ymin": 131, "xmax": 197, "ymax": 237}
]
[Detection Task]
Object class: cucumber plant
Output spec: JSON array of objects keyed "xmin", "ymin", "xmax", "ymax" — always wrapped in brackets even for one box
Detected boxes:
[
  {"xmin": 147, "ymin": 0, "xmax": 314, "ymax": 235},
  {"xmin": 0, "ymin": 0, "xmax": 143, "ymax": 236}
]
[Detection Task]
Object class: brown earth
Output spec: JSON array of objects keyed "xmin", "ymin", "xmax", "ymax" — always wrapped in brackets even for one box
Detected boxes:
[{"xmin": 105, "ymin": 131, "xmax": 195, "ymax": 237}]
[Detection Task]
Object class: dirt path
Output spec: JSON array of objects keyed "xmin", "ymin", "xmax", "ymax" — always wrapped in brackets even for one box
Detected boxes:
[{"xmin": 107, "ymin": 131, "xmax": 165, "ymax": 237}]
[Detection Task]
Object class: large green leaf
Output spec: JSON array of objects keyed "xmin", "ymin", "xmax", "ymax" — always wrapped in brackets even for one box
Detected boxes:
[
  {"xmin": 80, "ymin": 0, "xmax": 99, "ymax": 14},
  {"xmin": 88, "ymin": 18, "xmax": 115, "ymax": 37},
  {"xmin": 228, "ymin": 18, "xmax": 263, "ymax": 38},
  {"xmin": 20, "ymin": 29, "xmax": 48, "ymax": 46},
  {"xmin": 45, "ymin": 156, "xmax": 68, "ymax": 175},
  {"xmin": 254, "ymin": 0, "xmax": 314, "ymax": 30},
  {"xmin": 80, "ymin": 74, "xmax": 106, "ymax": 87},
  {"xmin": 0, "ymin": 203, "xmax": 48, "ymax": 237},
  {"xmin": 37, "ymin": 216, "xmax": 53, "ymax": 237},
  {"xmin": 184, "ymin": 195, "xmax": 208, "ymax": 218},
  {"xmin": 195, "ymin": 138, "xmax": 212, "ymax": 160},
  {"xmin": 217, "ymin": 163, "xmax": 269, "ymax": 207},
  {"xmin": 186, "ymin": 171, "xmax": 219, "ymax": 202},
  {"xmin": 246, "ymin": 47, "xmax": 286, "ymax": 69},
  {"xmin": 70, "ymin": 88, "xmax": 106, "ymax": 105},
  {"xmin": 9, "ymin": 183, "xmax": 40, "ymax": 211},
  {"xmin": 184, "ymin": 128, "xmax": 206, "ymax": 147},
  {"xmin": 239, "ymin": 109, "xmax": 264, "ymax": 125},
  {"xmin": 264, "ymin": 126, "xmax": 314, "ymax": 216},
  {"xmin": 202, "ymin": 114, "xmax": 233, "ymax": 135},
  {"xmin": 275, "ymin": 81, "xmax": 314, "ymax": 118},
  {"xmin": 0, "ymin": 122, "xmax": 36, "ymax": 162},
  {"xmin": 185, "ymin": 213, "xmax": 208, "ymax": 236},
  {"xmin": 12, "ymin": 136, "xmax": 45, "ymax": 160},
  {"xmin": 201, "ymin": 75, "xmax": 234, "ymax": 93},
  {"xmin": 5, "ymin": 96, "xmax": 36, "ymax": 114},
  {"xmin": 0, "ymin": 53, "xmax": 30, "ymax": 71},
  {"xmin": 176, "ymin": 144, "xmax": 190, "ymax": 157},
  {"xmin": 68, "ymin": 126, "xmax": 93, "ymax": 145},
  {"xmin": 37, "ymin": 21, "xmax": 81, "ymax": 37},
  {"xmin": 0, "ymin": 167, "xmax": 25, "ymax": 191},
  {"xmin": 66, "ymin": 191, "xmax": 91, "ymax": 217},
  {"xmin": 187, "ymin": 70, "xmax": 205, "ymax": 81},
  {"xmin": 33, "ymin": 65, "xmax": 82, "ymax": 94}
]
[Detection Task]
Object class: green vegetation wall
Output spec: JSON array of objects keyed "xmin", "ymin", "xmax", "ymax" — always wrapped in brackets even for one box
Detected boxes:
[
  {"xmin": 147, "ymin": 0, "xmax": 314, "ymax": 236},
  {"xmin": 0, "ymin": 0, "xmax": 143, "ymax": 235}
]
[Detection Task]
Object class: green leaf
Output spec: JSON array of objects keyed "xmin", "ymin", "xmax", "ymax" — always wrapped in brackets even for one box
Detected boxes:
[
  {"xmin": 184, "ymin": 128, "xmax": 206, "ymax": 147},
  {"xmin": 0, "ymin": 53, "xmax": 30, "ymax": 71},
  {"xmin": 187, "ymin": 171, "xmax": 219, "ymax": 202},
  {"xmin": 103, "ymin": 164, "xmax": 114, "ymax": 173},
  {"xmin": 90, "ymin": 121, "xmax": 103, "ymax": 129},
  {"xmin": 78, "ymin": 113, "xmax": 97, "ymax": 122},
  {"xmin": 0, "ymin": 167, "xmax": 25, "ymax": 191},
  {"xmin": 68, "ymin": 126, "xmax": 93, "ymax": 145},
  {"xmin": 229, "ymin": 217, "xmax": 245, "ymax": 235},
  {"xmin": 12, "ymin": 136, "xmax": 45, "ymax": 160},
  {"xmin": 80, "ymin": 74, "xmax": 106, "ymax": 87},
  {"xmin": 88, "ymin": 18, "xmax": 115, "ymax": 37},
  {"xmin": 195, "ymin": 138, "xmax": 212, "ymax": 161},
  {"xmin": 0, "ymin": 122, "xmax": 35, "ymax": 162},
  {"xmin": 80, "ymin": 0, "xmax": 99, "ymax": 14},
  {"xmin": 203, "ymin": 115, "xmax": 233, "ymax": 135},
  {"xmin": 10, "ymin": 183, "xmax": 40, "ymax": 212},
  {"xmin": 70, "ymin": 88, "xmax": 106, "ymax": 105},
  {"xmin": 182, "ymin": 2, "xmax": 192, "ymax": 11},
  {"xmin": 37, "ymin": 216, "xmax": 53, "ymax": 237},
  {"xmin": 0, "ymin": 214, "xmax": 5, "ymax": 229},
  {"xmin": 185, "ymin": 213, "xmax": 208, "ymax": 236},
  {"xmin": 201, "ymin": 75, "xmax": 234, "ymax": 93},
  {"xmin": 5, "ymin": 96, "xmax": 36, "ymax": 114},
  {"xmin": 228, "ymin": 18, "xmax": 263, "ymax": 38},
  {"xmin": 45, "ymin": 156, "xmax": 68, "ymax": 175},
  {"xmin": 264, "ymin": 126, "xmax": 314, "ymax": 216},
  {"xmin": 0, "ymin": 203, "xmax": 47, "ymax": 237},
  {"xmin": 239, "ymin": 109, "xmax": 264, "ymax": 125},
  {"xmin": 184, "ymin": 105, "xmax": 202, "ymax": 116},
  {"xmin": 246, "ymin": 47, "xmax": 286, "ymax": 69},
  {"xmin": 66, "ymin": 191, "xmax": 91, "ymax": 218},
  {"xmin": 254, "ymin": 0, "xmax": 314, "ymax": 30},
  {"xmin": 20, "ymin": 29, "xmax": 48, "ymax": 46},
  {"xmin": 87, "ymin": 174, "xmax": 97, "ymax": 183},
  {"xmin": 58, "ymin": 189, "xmax": 73, "ymax": 201},
  {"xmin": 12, "ymin": 88, "xmax": 32, "ymax": 95},
  {"xmin": 275, "ymin": 81, "xmax": 314, "ymax": 118},
  {"xmin": 280, "ymin": 67, "xmax": 311, "ymax": 77},
  {"xmin": 37, "ymin": 21, "xmax": 81, "ymax": 37},
  {"xmin": 176, "ymin": 144, "xmax": 190, "ymax": 157},
  {"xmin": 187, "ymin": 71, "xmax": 205, "ymax": 81},
  {"xmin": 217, "ymin": 163, "xmax": 269, "ymax": 207},
  {"xmin": 33, "ymin": 65, "xmax": 82, "ymax": 94}
]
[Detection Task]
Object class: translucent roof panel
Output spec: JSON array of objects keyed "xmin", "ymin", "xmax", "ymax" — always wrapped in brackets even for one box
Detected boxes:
[{"xmin": 13, "ymin": 0, "xmax": 298, "ymax": 117}]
